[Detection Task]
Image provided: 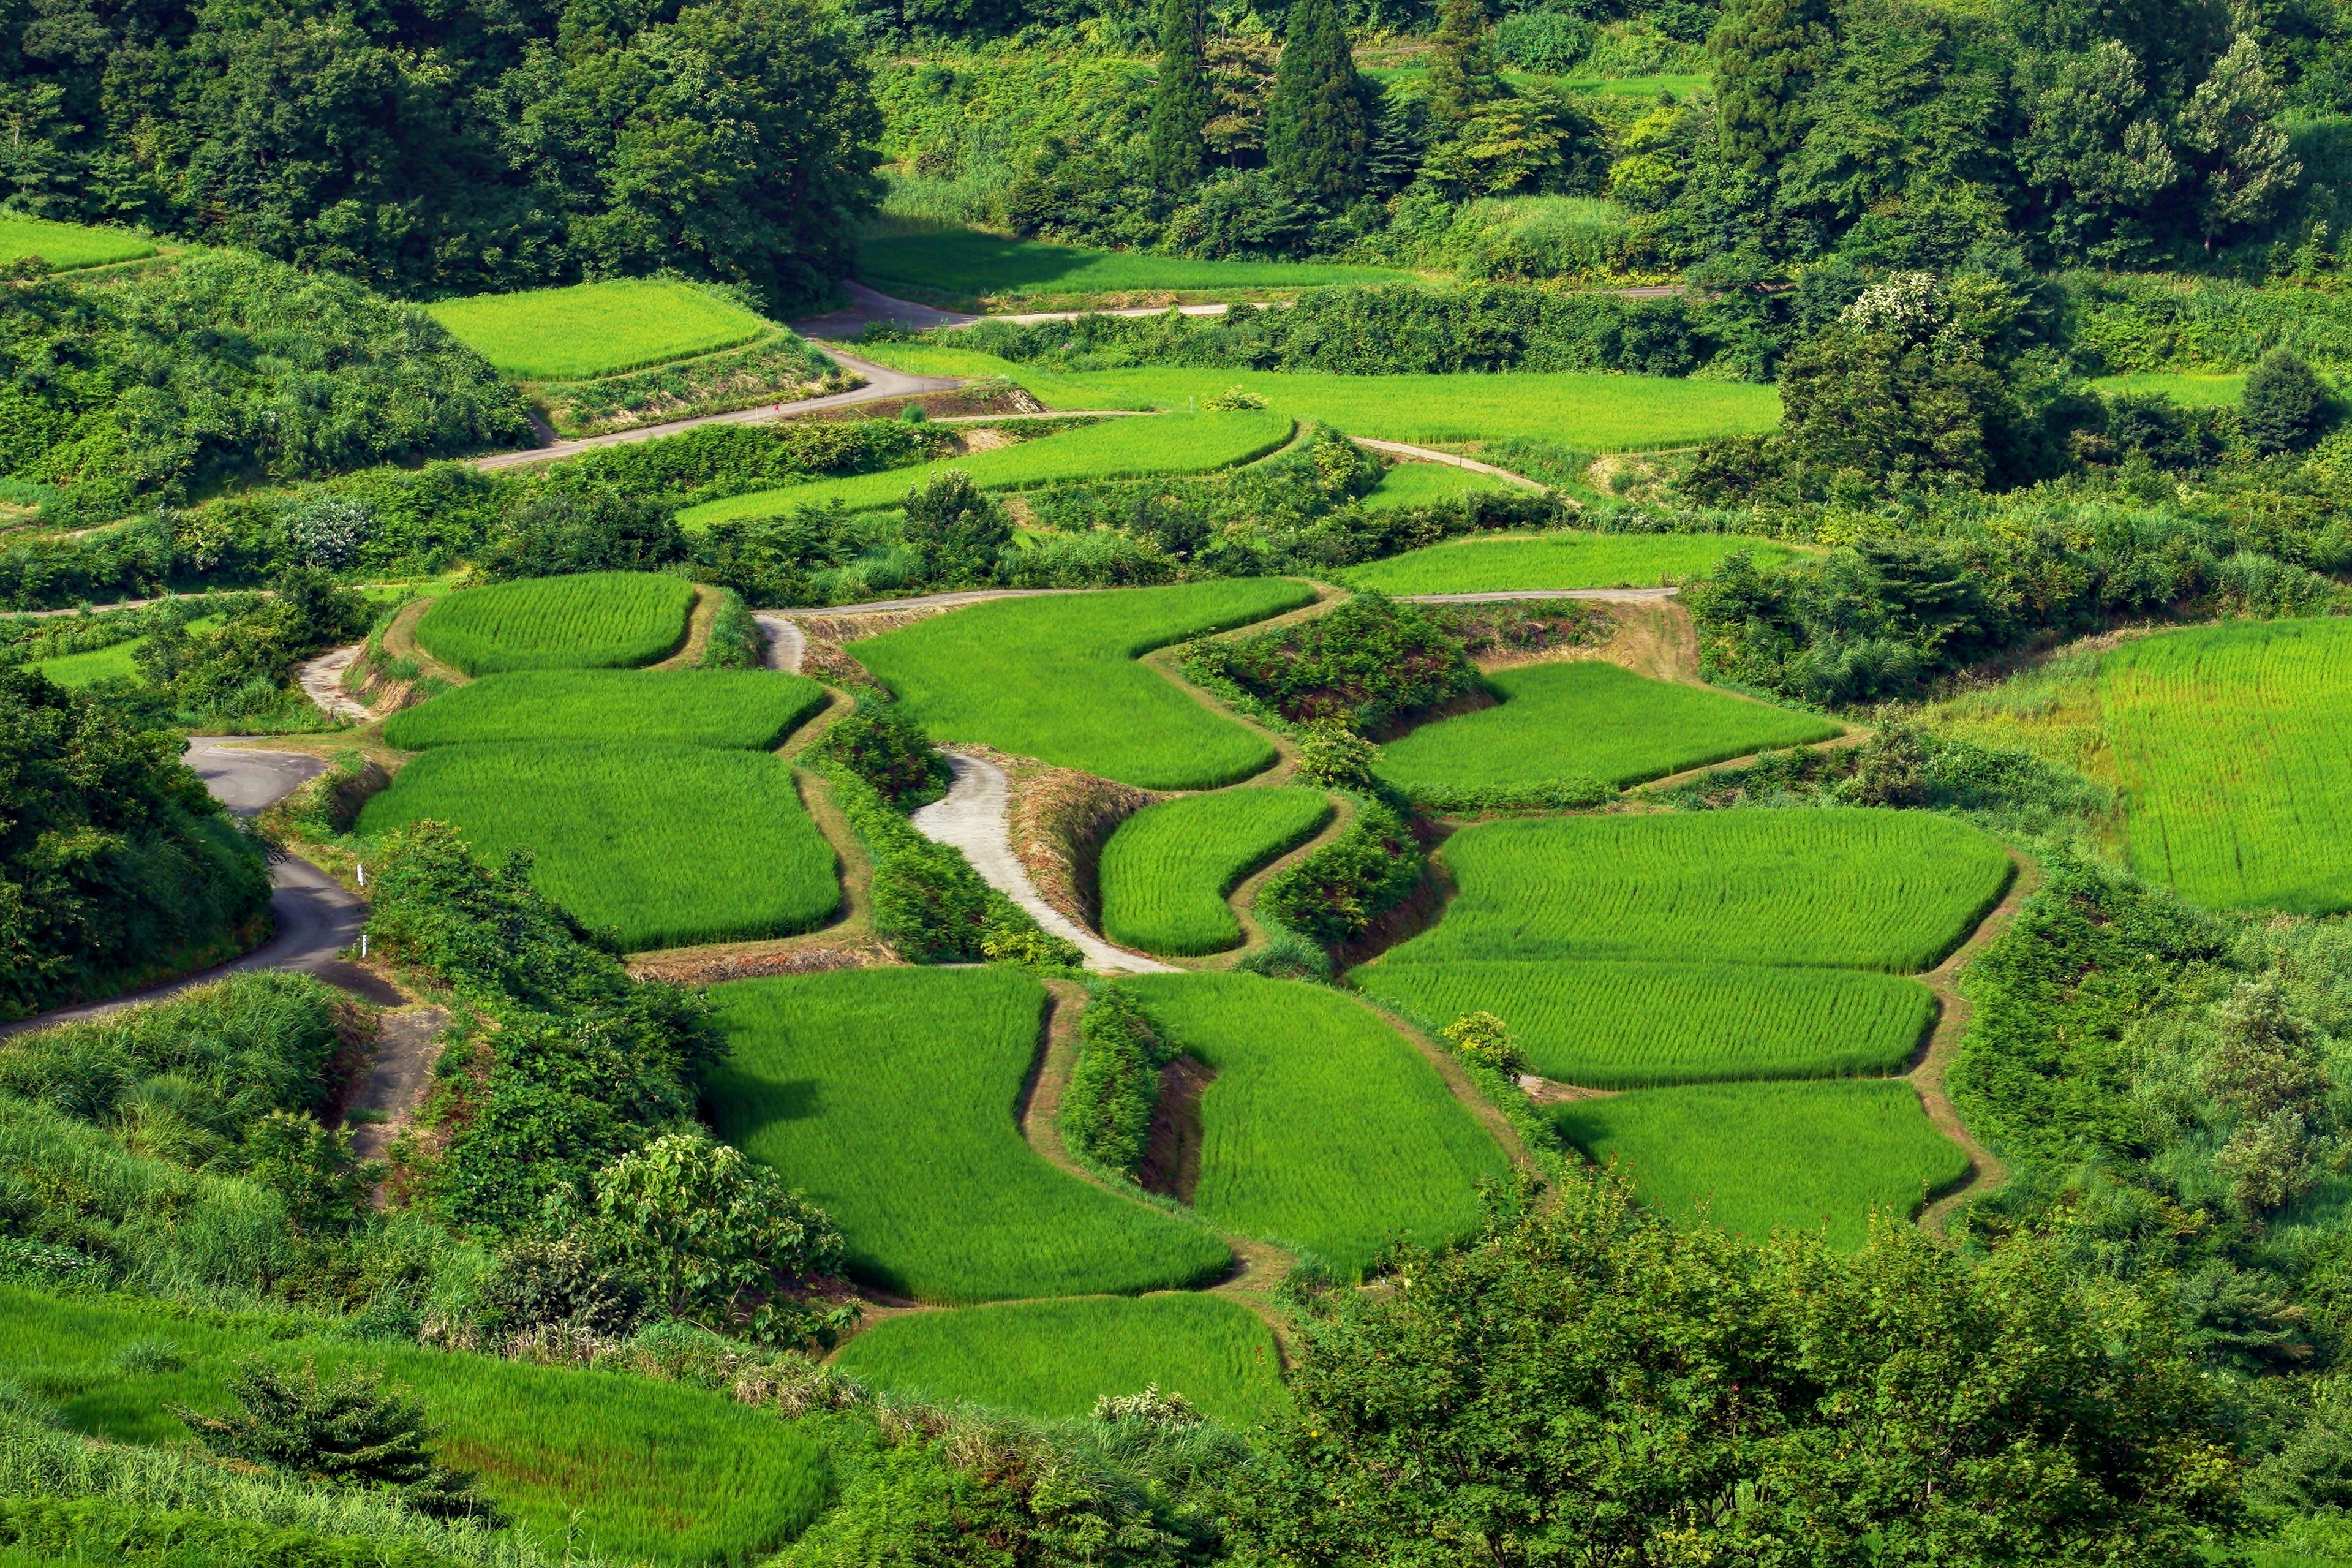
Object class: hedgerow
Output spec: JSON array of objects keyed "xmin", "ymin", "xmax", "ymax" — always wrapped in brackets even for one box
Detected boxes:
[{"xmin": 1060, "ymin": 988, "xmax": 1173, "ymax": 1177}]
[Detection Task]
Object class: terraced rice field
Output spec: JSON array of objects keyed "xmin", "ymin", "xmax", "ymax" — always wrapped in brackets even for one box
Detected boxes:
[
  {"xmin": 1373, "ymin": 662, "xmax": 1840, "ymax": 802},
  {"xmin": 28, "ymin": 615, "xmax": 225, "ymax": 688},
  {"xmin": 1120, "ymin": 974, "xmax": 1509, "ymax": 1276},
  {"xmin": 1360, "ymin": 462, "xmax": 1511, "ymax": 511},
  {"xmin": 0, "ymin": 214, "xmax": 156, "ymax": 269},
  {"xmin": 831, "ymin": 1294, "xmax": 1286, "ymax": 1426},
  {"xmin": 1338, "ymin": 530, "xmax": 1795, "ymax": 593},
  {"xmin": 850, "ymin": 343, "xmax": 1784, "ymax": 450},
  {"xmin": 424, "ymin": 279, "xmax": 774, "ymax": 380},
  {"xmin": 1098, "ymin": 788, "xmax": 1333, "ymax": 955},
  {"xmin": 413, "ymin": 572, "xmax": 696, "ymax": 674},
  {"xmin": 2102, "ymin": 616, "xmax": 2352, "ymax": 913},
  {"xmin": 2091, "ymin": 371, "xmax": 2248, "ymax": 407},
  {"xmin": 706, "ymin": 968, "xmax": 1230, "ymax": 1302},
  {"xmin": 1547, "ymin": 1079, "xmax": 1969, "ymax": 1248},
  {"xmin": 858, "ymin": 227, "xmax": 1412, "ymax": 303},
  {"xmin": 1385, "ymin": 810, "xmax": 2011, "ymax": 972},
  {"xmin": 1352, "ymin": 959, "xmax": 1935, "ymax": 1087},
  {"xmin": 355, "ymin": 742, "xmax": 838, "ymax": 950},
  {"xmin": 384, "ymin": 669, "xmax": 827, "ymax": 750},
  {"xmin": 679, "ymin": 411, "xmax": 1292, "ymax": 526},
  {"xmin": 851, "ymin": 580, "xmax": 1314, "ymax": 788},
  {"xmin": 0, "ymin": 1285, "xmax": 827, "ymax": 1566}
]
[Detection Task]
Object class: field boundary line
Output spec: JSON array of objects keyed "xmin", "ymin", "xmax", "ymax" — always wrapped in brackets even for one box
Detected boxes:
[
  {"xmin": 649, "ymin": 583, "xmax": 722, "ymax": 669},
  {"xmin": 1351, "ymin": 437, "xmax": 1552, "ymax": 494},
  {"xmin": 1348, "ymin": 990, "xmax": 1540, "ymax": 1175},
  {"xmin": 382, "ymin": 600, "xmax": 470, "ymax": 687},
  {"xmin": 1912, "ymin": 850, "xmax": 2038, "ymax": 1234},
  {"xmin": 1199, "ymin": 793, "xmax": 1359, "ymax": 971}
]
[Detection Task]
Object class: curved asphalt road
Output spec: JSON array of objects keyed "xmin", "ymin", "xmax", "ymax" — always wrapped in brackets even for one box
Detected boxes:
[{"xmin": 0, "ymin": 739, "xmax": 388, "ymax": 1037}]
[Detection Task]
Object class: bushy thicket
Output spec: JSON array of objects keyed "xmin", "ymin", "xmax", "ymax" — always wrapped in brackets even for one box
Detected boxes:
[
  {"xmin": 0, "ymin": 669, "xmax": 270, "ymax": 1019},
  {"xmin": 1183, "ymin": 592, "xmax": 1478, "ymax": 734},
  {"xmin": 1258, "ymin": 796, "xmax": 1423, "ymax": 949},
  {"xmin": 818, "ymin": 696, "xmax": 950, "ymax": 807},
  {"xmin": 1060, "ymin": 987, "xmax": 1172, "ymax": 1176}
]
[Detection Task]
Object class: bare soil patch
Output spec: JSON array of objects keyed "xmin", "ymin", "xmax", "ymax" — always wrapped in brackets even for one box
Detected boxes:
[{"xmin": 1137, "ymin": 1057, "xmax": 1215, "ymax": 1202}]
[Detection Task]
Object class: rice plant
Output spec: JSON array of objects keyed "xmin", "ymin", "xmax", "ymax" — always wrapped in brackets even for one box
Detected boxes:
[
  {"xmin": 1373, "ymin": 662, "xmax": 1839, "ymax": 803},
  {"xmin": 1338, "ymin": 531, "xmax": 1796, "ymax": 594},
  {"xmin": 0, "ymin": 214, "xmax": 156, "ymax": 270},
  {"xmin": 831, "ymin": 1294, "xmax": 1286, "ymax": 1427},
  {"xmin": 384, "ymin": 669, "xmax": 827, "ymax": 751},
  {"xmin": 424, "ymin": 279, "xmax": 773, "ymax": 380},
  {"xmin": 704, "ymin": 968, "xmax": 1231, "ymax": 1303},
  {"xmin": 851, "ymin": 580, "xmax": 1314, "ymax": 788},
  {"xmin": 1385, "ymin": 810, "xmax": 2011, "ymax": 973},
  {"xmin": 1359, "ymin": 462, "xmax": 1509, "ymax": 512},
  {"xmin": 1098, "ymin": 789, "xmax": 1333, "ymax": 956},
  {"xmin": 355, "ymin": 742, "xmax": 839, "ymax": 951},
  {"xmin": 413, "ymin": 573, "xmax": 696, "ymax": 676},
  {"xmin": 1547, "ymin": 1079, "xmax": 1969, "ymax": 1250},
  {"xmin": 1352, "ymin": 959, "xmax": 1935, "ymax": 1087},
  {"xmin": 1119, "ymin": 973, "xmax": 1510, "ymax": 1277}
]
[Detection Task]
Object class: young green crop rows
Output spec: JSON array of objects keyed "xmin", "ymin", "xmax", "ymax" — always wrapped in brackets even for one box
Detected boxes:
[
  {"xmin": 1547, "ymin": 1080, "xmax": 1970, "ymax": 1249},
  {"xmin": 424, "ymin": 279, "xmax": 775, "ymax": 381},
  {"xmin": 0, "ymin": 1285, "xmax": 827, "ymax": 1566},
  {"xmin": 1373, "ymin": 662, "xmax": 1840, "ymax": 803},
  {"xmin": 851, "ymin": 580, "xmax": 1315, "ymax": 788},
  {"xmin": 0, "ymin": 214, "xmax": 156, "ymax": 270},
  {"xmin": 857, "ymin": 227, "xmax": 1412, "ymax": 303},
  {"xmin": 1354, "ymin": 959, "xmax": 1935, "ymax": 1087},
  {"xmin": 1120, "ymin": 974, "xmax": 1509, "ymax": 1276},
  {"xmin": 706, "ymin": 968, "xmax": 1231, "ymax": 1303},
  {"xmin": 832, "ymin": 1294, "xmax": 1287, "ymax": 1427},
  {"xmin": 356, "ymin": 742, "xmax": 839, "ymax": 950},
  {"xmin": 1359, "ymin": 462, "xmax": 1511, "ymax": 512},
  {"xmin": 1098, "ymin": 788, "xmax": 1333, "ymax": 956},
  {"xmin": 850, "ymin": 342, "xmax": 1784, "ymax": 451},
  {"xmin": 1337, "ymin": 530, "xmax": 1796, "ymax": 593},
  {"xmin": 2103, "ymin": 616, "xmax": 2352, "ymax": 914},
  {"xmin": 679, "ymin": 410, "xmax": 1294, "ymax": 526},
  {"xmin": 1385, "ymin": 810, "xmax": 2011, "ymax": 972},
  {"xmin": 384, "ymin": 668, "xmax": 827, "ymax": 750},
  {"xmin": 413, "ymin": 571, "xmax": 696, "ymax": 674}
]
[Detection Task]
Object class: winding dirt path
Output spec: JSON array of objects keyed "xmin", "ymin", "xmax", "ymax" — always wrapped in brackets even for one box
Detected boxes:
[{"xmin": 296, "ymin": 644, "xmax": 374, "ymax": 722}]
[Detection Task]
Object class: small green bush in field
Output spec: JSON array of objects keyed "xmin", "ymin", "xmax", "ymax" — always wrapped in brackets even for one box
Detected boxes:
[
  {"xmin": 1439, "ymin": 1011, "xmax": 1524, "ymax": 1076},
  {"xmin": 2242, "ymin": 347, "xmax": 2331, "ymax": 453},
  {"xmin": 818, "ymin": 696, "xmax": 951, "ymax": 807},
  {"xmin": 1060, "ymin": 989, "xmax": 1172, "ymax": 1175}
]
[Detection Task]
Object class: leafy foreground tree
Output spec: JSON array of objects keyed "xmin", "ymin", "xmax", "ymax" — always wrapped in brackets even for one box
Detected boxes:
[
  {"xmin": 1238, "ymin": 1169, "xmax": 2244, "ymax": 1568},
  {"xmin": 175, "ymin": 1360, "xmax": 503, "ymax": 1523}
]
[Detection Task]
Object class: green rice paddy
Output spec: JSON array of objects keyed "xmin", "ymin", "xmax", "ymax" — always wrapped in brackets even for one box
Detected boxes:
[
  {"xmin": 424, "ymin": 279, "xmax": 774, "ymax": 380},
  {"xmin": 1120, "ymin": 973, "xmax": 1510, "ymax": 1276},
  {"xmin": 413, "ymin": 572, "xmax": 696, "ymax": 674},
  {"xmin": 2091, "ymin": 371, "xmax": 2249, "ymax": 407},
  {"xmin": 0, "ymin": 1285, "xmax": 829, "ymax": 1566},
  {"xmin": 2102, "ymin": 616, "xmax": 2352, "ymax": 913},
  {"xmin": 857, "ymin": 227, "xmax": 1414, "ymax": 304},
  {"xmin": 1547, "ymin": 1079, "xmax": 1969, "ymax": 1248},
  {"xmin": 1385, "ymin": 810, "xmax": 2011, "ymax": 973},
  {"xmin": 355, "ymin": 742, "xmax": 839, "ymax": 950},
  {"xmin": 28, "ymin": 616, "xmax": 225, "ymax": 688},
  {"xmin": 678, "ymin": 410, "xmax": 1292, "ymax": 527},
  {"xmin": 1338, "ymin": 530, "xmax": 1795, "ymax": 593},
  {"xmin": 849, "ymin": 343, "xmax": 1784, "ymax": 451},
  {"xmin": 706, "ymin": 968, "xmax": 1230, "ymax": 1302},
  {"xmin": 1361, "ymin": 462, "xmax": 1512, "ymax": 511},
  {"xmin": 1098, "ymin": 788, "xmax": 1334, "ymax": 955},
  {"xmin": 850, "ymin": 580, "xmax": 1314, "ymax": 788},
  {"xmin": 1351, "ymin": 959, "xmax": 1936, "ymax": 1087},
  {"xmin": 383, "ymin": 669, "xmax": 827, "ymax": 750},
  {"xmin": 0, "ymin": 214, "xmax": 156, "ymax": 270},
  {"xmin": 831, "ymin": 1294, "xmax": 1286, "ymax": 1426},
  {"xmin": 1372, "ymin": 662, "xmax": 1841, "ymax": 801}
]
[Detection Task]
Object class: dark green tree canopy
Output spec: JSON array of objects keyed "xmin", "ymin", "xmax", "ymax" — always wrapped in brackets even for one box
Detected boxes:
[
  {"xmin": 1266, "ymin": 0, "xmax": 1370, "ymax": 209},
  {"xmin": 1148, "ymin": 0, "xmax": 1212, "ymax": 189}
]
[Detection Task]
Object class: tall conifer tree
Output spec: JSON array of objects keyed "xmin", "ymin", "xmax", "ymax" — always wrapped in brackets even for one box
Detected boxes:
[
  {"xmin": 1267, "ymin": 0, "xmax": 1369, "ymax": 207},
  {"xmin": 1148, "ymin": 0, "xmax": 1211, "ymax": 189},
  {"xmin": 1709, "ymin": 0, "xmax": 1831, "ymax": 174}
]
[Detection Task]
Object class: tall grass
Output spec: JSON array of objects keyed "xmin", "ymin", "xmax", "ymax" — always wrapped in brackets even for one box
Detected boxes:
[
  {"xmin": 424, "ymin": 281, "xmax": 772, "ymax": 381},
  {"xmin": 1352, "ymin": 959, "xmax": 1935, "ymax": 1087},
  {"xmin": 1546, "ymin": 1079, "xmax": 1968, "ymax": 1249},
  {"xmin": 677, "ymin": 411, "xmax": 1293, "ymax": 527},
  {"xmin": 1119, "ymin": 974, "xmax": 1510, "ymax": 1276},
  {"xmin": 705, "ymin": 968, "xmax": 1231, "ymax": 1303},
  {"xmin": 356, "ymin": 742, "xmax": 839, "ymax": 951},
  {"xmin": 385, "ymin": 669, "xmax": 828, "ymax": 750},
  {"xmin": 850, "ymin": 581, "xmax": 1314, "ymax": 788},
  {"xmin": 1336, "ymin": 531, "xmax": 1795, "ymax": 593},
  {"xmin": 0, "ymin": 1286, "xmax": 830, "ymax": 1566},
  {"xmin": 1098, "ymin": 789, "xmax": 1333, "ymax": 956},
  {"xmin": 1373, "ymin": 662, "xmax": 1839, "ymax": 804},
  {"xmin": 830, "ymin": 1294, "xmax": 1286, "ymax": 1427},
  {"xmin": 414, "ymin": 573, "xmax": 695, "ymax": 675},
  {"xmin": 1386, "ymin": 810, "xmax": 2011, "ymax": 973}
]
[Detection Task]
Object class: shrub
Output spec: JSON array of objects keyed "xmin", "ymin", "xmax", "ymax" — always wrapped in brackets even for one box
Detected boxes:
[
  {"xmin": 818, "ymin": 696, "xmax": 951, "ymax": 808},
  {"xmin": 901, "ymin": 470, "xmax": 1012, "ymax": 586},
  {"xmin": 1201, "ymin": 386, "xmax": 1268, "ymax": 410},
  {"xmin": 1439, "ymin": 1011, "xmax": 1525, "ymax": 1076},
  {"xmin": 1494, "ymin": 12, "xmax": 1592, "ymax": 71},
  {"xmin": 1295, "ymin": 721, "xmax": 1379, "ymax": 787},
  {"xmin": 1183, "ymin": 593, "xmax": 1478, "ymax": 733},
  {"xmin": 1258, "ymin": 797, "xmax": 1423, "ymax": 948},
  {"xmin": 698, "ymin": 589, "xmax": 766, "ymax": 669},
  {"xmin": 2243, "ymin": 348, "xmax": 2332, "ymax": 453},
  {"xmin": 1060, "ymin": 989, "xmax": 1172, "ymax": 1176},
  {"xmin": 480, "ymin": 491, "xmax": 687, "ymax": 579}
]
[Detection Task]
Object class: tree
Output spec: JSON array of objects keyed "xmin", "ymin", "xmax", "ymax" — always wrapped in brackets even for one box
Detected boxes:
[
  {"xmin": 2015, "ymin": 40, "xmax": 2180, "ymax": 265},
  {"xmin": 1265, "ymin": 0, "xmax": 1368, "ymax": 209},
  {"xmin": 2203, "ymin": 978, "xmax": 2337, "ymax": 1218},
  {"xmin": 900, "ymin": 469, "xmax": 1011, "ymax": 585},
  {"xmin": 1423, "ymin": 0, "xmax": 1499, "ymax": 134},
  {"xmin": 1147, "ymin": 0, "xmax": 1211, "ymax": 190},
  {"xmin": 2178, "ymin": 35, "xmax": 2300, "ymax": 248},
  {"xmin": 1709, "ymin": 0, "xmax": 1832, "ymax": 174},
  {"xmin": 2242, "ymin": 348, "xmax": 2331, "ymax": 453},
  {"xmin": 175, "ymin": 1361, "xmax": 503, "ymax": 1523}
]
